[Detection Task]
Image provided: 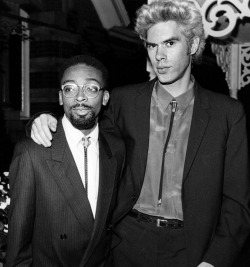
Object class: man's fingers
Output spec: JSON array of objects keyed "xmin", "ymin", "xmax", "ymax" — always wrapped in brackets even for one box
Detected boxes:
[
  {"xmin": 30, "ymin": 114, "xmax": 56, "ymax": 147},
  {"xmin": 30, "ymin": 130, "xmax": 42, "ymax": 145},
  {"xmin": 48, "ymin": 115, "xmax": 58, "ymax": 132},
  {"xmin": 32, "ymin": 117, "xmax": 52, "ymax": 147},
  {"xmin": 31, "ymin": 123, "xmax": 51, "ymax": 147},
  {"xmin": 39, "ymin": 114, "xmax": 53, "ymax": 141}
]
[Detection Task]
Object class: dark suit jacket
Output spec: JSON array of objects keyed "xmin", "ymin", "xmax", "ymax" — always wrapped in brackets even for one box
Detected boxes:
[
  {"xmin": 100, "ymin": 79, "xmax": 250, "ymax": 267},
  {"xmin": 6, "ymin": 119, "xmax": 125, "ymax": 267}
]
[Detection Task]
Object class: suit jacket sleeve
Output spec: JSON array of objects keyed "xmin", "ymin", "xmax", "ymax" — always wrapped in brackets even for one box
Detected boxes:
[
  {"xmin": 203, "ymin": 101, "xmax": 250, "ymax": 266},
  {"xmin": 6, "ymin": 141, "xmax": 35, "ymax": 266},
  {"xmin": 100, "ymin": 90, "xmax": 122, "ymax": 138}
]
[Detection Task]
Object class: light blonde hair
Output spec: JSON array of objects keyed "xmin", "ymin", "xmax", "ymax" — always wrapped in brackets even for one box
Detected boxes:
[{"xmin": 135, "ymin": 0, "xmax": 206, "ymax": 64}]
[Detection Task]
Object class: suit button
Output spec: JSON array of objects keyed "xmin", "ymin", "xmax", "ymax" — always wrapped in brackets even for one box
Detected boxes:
[
  {"xmin": 60, "ymin": 234, "xmax": 67, "ymax": 240},
  {"xmin": 132, "ymin": 194, "xmax": 136, "ymax": 200},
  {"xmin": 107, "ymin": 224, "xmax": 113, "ymax": 231}
]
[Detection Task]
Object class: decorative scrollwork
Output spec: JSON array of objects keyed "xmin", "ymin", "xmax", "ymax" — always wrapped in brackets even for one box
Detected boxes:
[
  {"xmin": 211, "ymin": 42, "xmax": 250, "ymax": 98},
  {"xmin": 240, "ymin": 44, "xmax": 250, "ymax": 88},
  {"xmin": 211, "ymin": 43, "xmax": 235, "ymax": 94},
  {"xmin": 211, "ymin": 43, "xmax": 230, "ymax": 72},
  {"xmin": 200, "ymin": 0, "xmax": 250, "ymax": 38}
]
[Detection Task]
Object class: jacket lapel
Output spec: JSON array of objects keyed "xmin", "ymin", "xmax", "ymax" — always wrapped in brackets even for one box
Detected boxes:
[
  {"xmin": 81, "ymin": 132, "xmax": 117, "ymax": 264},
  {"xmin": 94, "ymin": 133, "xmax": 116, "ymax": 227},
  {"xmin": 46, "ymin": 120, "xmax": 94, "ymax": 235},
  {"xmin": 183, "ymin": 85, "xmax": 210, "ymax": 182}
]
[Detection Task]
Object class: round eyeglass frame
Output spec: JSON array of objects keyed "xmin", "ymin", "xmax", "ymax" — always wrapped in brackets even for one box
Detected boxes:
[{"xmin": 61, "ymin": 83, "xmax": 105, "ymax": 98}]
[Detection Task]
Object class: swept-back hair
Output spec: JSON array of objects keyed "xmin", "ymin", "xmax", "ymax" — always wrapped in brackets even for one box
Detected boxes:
[
  {"xmin": 59, "ymin": 54, "xmax": 109, "ymax": 88},
  {"xmin": 135, "ymin": 0, "xmax": 206, "ymax": 64}
]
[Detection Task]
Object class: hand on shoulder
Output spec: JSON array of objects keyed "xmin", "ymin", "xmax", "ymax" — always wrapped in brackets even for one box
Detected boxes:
[{"xmin": 31, "ymin": 114, "xmax": 58, "ymax": 147}]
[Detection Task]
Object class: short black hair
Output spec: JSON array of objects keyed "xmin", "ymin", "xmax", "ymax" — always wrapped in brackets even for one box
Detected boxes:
[{"xmin": 59, "ymin": 54, "xmax": 109, "ymax": 88}]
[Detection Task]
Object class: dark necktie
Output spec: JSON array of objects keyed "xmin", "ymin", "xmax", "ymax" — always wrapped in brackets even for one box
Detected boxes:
[
  {"xmin": 158, "ymin": 100, "xmax": 178, "ymax": 207},
  {"xmin": 82, "ymin": 137, "xmax": 91, "ymax": 196}
]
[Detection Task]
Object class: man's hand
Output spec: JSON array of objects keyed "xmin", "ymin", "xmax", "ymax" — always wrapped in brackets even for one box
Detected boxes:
[
  {"xmin": 31, "ymin": 114, "xmax": 58, "ymax": 147},
  {"xmin": 197, "ymin": 262, "xmax": 214, "ymax": 267}
]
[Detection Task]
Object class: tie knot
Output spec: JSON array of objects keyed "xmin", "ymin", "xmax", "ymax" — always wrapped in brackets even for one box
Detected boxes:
[{"xmin": 82, "ymin": 137, "xmax": 91, "ymax": 148}]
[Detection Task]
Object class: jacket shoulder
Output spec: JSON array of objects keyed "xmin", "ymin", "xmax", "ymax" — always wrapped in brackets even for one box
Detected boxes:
[
  {"xmin": 198, "ymin": 85, "xmax": 244, "ymax": 109},
  {"xmin": 12, "ymin": 137, "xmax": 50, "ymax": 162},
  {"xmin": 197, "ymin": 86, "xmax": 246, "ymax": 127}
]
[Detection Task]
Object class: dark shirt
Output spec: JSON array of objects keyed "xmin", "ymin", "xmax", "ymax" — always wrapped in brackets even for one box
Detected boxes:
[{"xmin": 134, "ymin": 80, "xmax": 195, "ymax": 220}]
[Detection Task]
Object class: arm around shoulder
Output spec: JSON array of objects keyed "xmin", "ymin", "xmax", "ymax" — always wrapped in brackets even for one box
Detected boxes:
[{"xmin": 25, "ymin": 112, "xmax": 58, "ymax": 147}]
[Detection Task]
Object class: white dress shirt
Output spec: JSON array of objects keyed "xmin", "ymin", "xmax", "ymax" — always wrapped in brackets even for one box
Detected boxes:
[{"xmin": 62, "ymin": 115, "xmax": 99, "ymax": 217}]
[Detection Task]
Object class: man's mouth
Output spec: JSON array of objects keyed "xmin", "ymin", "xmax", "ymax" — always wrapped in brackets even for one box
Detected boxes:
[
  {"xmin": 73, "ymin": 108, "xmax": 90, "ymax": 116},
  {"xmin": 71, "ymin": 105, "xmax": 92, "ymax": 116},
  {"xmin": 157, "ymin": 66, "xmax": 169, "ymax": 73}
]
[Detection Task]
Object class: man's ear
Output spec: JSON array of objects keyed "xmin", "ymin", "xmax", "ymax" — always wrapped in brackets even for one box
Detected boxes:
[
  {"xmin": 190, "ymin": 36, "xmax": 200, "ymax": 55},
  {"xmin": 102, "ymin": 90, "xmax": 110, "ymax": 106},
  {"xmin": 59, "ymin": 91, "xmax": 63, "ymax": 106}
]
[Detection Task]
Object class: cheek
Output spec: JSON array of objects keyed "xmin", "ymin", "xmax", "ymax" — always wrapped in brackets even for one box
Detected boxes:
[
  {"xmin": 93, "ymin": 101, "xmax": 103, "ymax": 114},
  {"xmin": 62, "ymin": 99, "xmax": 73, "ymax": 112},
  {"xmin": 147, "ymin": 49, "xmax": 154, "ymax": 59},
  {"xmin": 172, "ymin": 50, "xmax": 189, "ymax": 66},
  {"xmin": 148, "ymin": 55, "xmax": 158, "ymax": 69},
  {"xmin": 96, "ymin": 102, "xmax": 103, "ymax": 113}
]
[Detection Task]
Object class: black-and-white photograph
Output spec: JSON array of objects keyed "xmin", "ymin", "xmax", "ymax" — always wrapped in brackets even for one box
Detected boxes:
[{"xmin": 0, "ymin": 0, "xmax": 250, "ymax": 266}]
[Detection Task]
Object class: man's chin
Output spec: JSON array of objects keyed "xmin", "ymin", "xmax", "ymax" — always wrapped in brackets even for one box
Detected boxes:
[
  {"xmin": 69, "ymin": 113, "xmax": 96, "ymax": 131},
  {"xmin": 73, "ymin": 122, "xmax": 95, "ymax": 130}
]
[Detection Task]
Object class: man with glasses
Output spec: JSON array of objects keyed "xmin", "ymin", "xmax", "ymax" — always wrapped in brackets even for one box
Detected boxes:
[{"xmin": 6, "ymin": 55, "xmax": 126, "ymax": 267}]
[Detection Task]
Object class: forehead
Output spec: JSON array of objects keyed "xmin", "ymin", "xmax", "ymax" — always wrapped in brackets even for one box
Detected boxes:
[
  {"xmin": 61, "ymin": 63, "xmax": 103, "ymax": 83},
  {"xmin": 147, "ymin": 20, "xmax": 183, "ymax": 43}
]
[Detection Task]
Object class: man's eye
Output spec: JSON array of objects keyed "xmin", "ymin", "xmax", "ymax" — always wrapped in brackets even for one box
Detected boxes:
[
  {"xmin": 86, "ymin": 85, "xmax": 99, "ymax": 92},
  {"xmin": 164, "ymin": 41, "xmax": 174, "ymax": 47},
  {"xmin": 146, "ymin": 43, "xmax": 156, "ymax": 49},
  {"xmin": 64, "ymin": 86, "xmax": 75, "ymax": 92}
]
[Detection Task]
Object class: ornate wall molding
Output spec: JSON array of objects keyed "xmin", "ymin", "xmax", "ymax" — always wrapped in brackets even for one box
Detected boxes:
[
  {"xmin": 212, "ymin": 42, "xmax": 250, "ymax": 98},
  {"xmin": 200, "ymin": 0, "xmax": 250, "ymax": 98},
  {"xmin": 200, "ymin": 0, "xmax": 250, "ymax": 38},
  {"xmin": 240, "ymin": 44, "xmax": 250, "ymax": 88}
]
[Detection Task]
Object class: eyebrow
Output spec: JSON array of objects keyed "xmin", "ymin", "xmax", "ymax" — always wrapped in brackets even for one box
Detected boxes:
[
  {"xmin": 62, "ymin": 78, "xmax": 101, "ymax": 85},
  {"xmin": 145, "ymin": 36, "xmax": 180, "ymax": 47}
]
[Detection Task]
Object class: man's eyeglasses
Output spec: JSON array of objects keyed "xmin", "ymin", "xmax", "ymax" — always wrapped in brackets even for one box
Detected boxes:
[{"xmin": 61, "ymin": 83, "xmax": 105, "ymax": 98}]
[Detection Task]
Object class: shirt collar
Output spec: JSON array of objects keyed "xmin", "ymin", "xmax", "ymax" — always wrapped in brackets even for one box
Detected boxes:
[
  {"xmin": 62, "ymin": 114, "xmax": 99, "ymax": 147},
  {"xmin": 154, "ymin": 77, "xmax": 195, "ymax": 112}
]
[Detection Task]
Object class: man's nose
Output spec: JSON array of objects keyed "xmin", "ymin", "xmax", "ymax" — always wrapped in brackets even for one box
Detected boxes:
[
  {"xmin": 75, "ymin": 87, "xmax": 88, "ymax": 102},
  {"xmin": 155, "ymin": 45, "xmax": 166, "ymax": 61}
]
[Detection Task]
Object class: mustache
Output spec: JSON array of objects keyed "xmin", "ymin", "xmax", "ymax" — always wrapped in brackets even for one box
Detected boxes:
[{"xmin": 70, "ymin": 103, "xmax": 93, "ymax": 109}]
